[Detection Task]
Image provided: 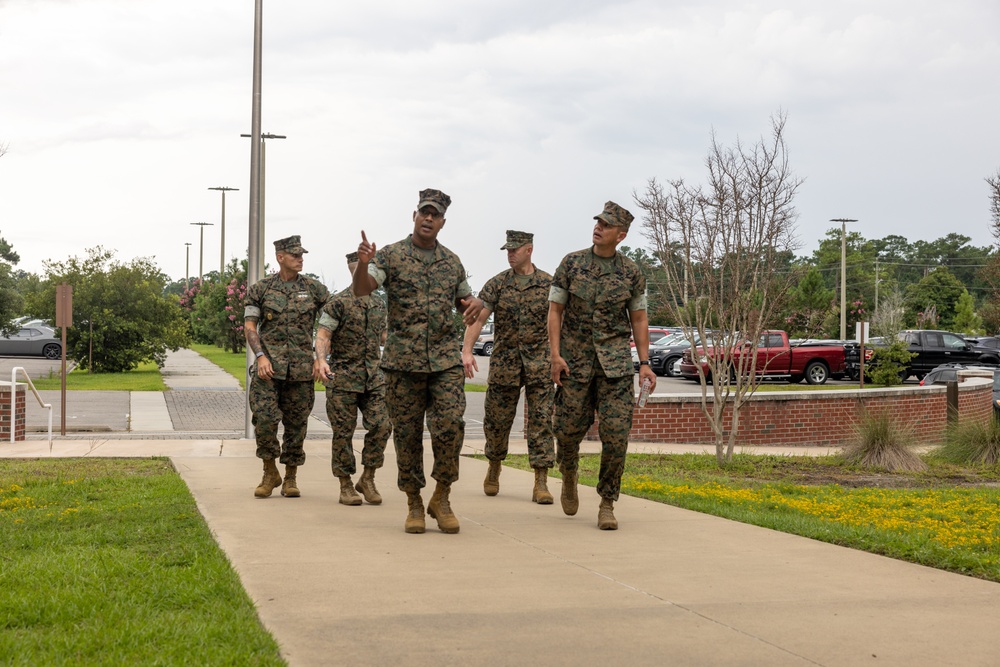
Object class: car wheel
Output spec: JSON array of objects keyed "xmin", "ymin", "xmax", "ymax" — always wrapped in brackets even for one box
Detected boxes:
[
  {"xmin": 483, "ymin": 342, "xmax": 493, "ymax": 357},
  {"xmin": 664, "ymin": 355, "xmax": 681, "ymax": 377},
  {"xmin": 804, "ymin": 361, "xmax": 829, "ymax": 385},
  {"xmin": 43, "ymin": 343, "xmax": 61, "ymax": 360}
]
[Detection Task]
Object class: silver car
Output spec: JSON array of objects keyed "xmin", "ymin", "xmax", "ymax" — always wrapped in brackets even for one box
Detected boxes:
[{"xmin": 0, "ymin": 325, "xmax": 62, "ymax": 359}]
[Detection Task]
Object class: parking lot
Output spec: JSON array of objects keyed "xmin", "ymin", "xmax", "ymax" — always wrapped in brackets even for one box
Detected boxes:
[{"xmin": 0, "ymin": 356, "xmax": 74, "ymax": 383}]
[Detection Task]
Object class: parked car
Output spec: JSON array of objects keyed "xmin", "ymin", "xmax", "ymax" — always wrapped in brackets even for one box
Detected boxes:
[
  {"xmin": 634, "ymin": 332, "xmax": 714, "ymax": 377},
  {"xmin": 472, "ymin": 322, "xmax": 494, "ymax": 356},
  {"xmin": 0, "ymin": 325, "xmax": 62, "ymax": 359},
  {"xmin": 918, "ymin": 363, "xmax": 997, "ymax": 386},
  {"xmin": 679, "ymin": 330, "xmax": 846, "ymax": 385},
  {"xmin": 629, "ymin": 327, "xmax": 677, "ymax": 349},
  {"xmin": 964, "ymin": 336, "xmax": 1000, "ymax": 365}
]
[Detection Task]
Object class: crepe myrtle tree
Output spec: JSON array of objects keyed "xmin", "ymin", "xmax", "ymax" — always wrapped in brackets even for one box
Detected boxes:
[{"xmin": 634, "ymin": 112, "xmax": 802, "ymax": 465}]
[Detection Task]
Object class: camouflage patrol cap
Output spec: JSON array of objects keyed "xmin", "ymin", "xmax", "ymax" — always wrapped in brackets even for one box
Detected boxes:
[
  {"xmin": 594, "ymin": 201, "xmax": 634, "ymax": 230},
  {"xmin": 274, "ymin": 235, "xmax": 308, "ymax": 254},
  {"xmin": 345, "ymin": 251, "xmax": 359, "ymax": 263},
  {"xmin": 500, "ymin": 230, "xmax": 533, "ymax": 250},
  {"xmin": 417, "ymin": 188, "xmax": 452, "ymax": 214}
]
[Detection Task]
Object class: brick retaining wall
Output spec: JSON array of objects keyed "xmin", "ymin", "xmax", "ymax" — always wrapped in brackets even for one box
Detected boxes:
[{"xmin": 586, "ymin": 377, "xmax": 994, "ymax": 447}]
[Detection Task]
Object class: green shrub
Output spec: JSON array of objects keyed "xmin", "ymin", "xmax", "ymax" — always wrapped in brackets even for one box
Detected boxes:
[{"xmin": 868, "ymin": 340, "xmax": 914, "ymax": 386}]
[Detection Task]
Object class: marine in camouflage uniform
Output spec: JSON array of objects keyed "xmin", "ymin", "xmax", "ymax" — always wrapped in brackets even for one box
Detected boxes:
[
  {"xmin": 548, "ymin": 202, "xmax": 657, "ymax": 530},
  {"xmin": 462, "ymin": 230, "xmax": 555, "ymax": 503},
  {"xmin": 352, "ymin": 188, "xmax": 484, "ymax": 534},
  {"xmin": 245, "ymin": 235, "xmax": 330, "ymax": 499},
  {"xmin": 315, "ymin": 251, "xmax": 391, "ymax": 506}
]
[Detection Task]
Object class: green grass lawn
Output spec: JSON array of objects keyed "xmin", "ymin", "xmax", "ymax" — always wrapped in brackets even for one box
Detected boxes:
[
  {"xmin": 499, "ymin": 452, "xmax": 1000, "ymax": 582},
  {"xmin": 0, "ymin": 458, "xmax": 284, "ymax": 665},
  {"xmin": 191, "ymin": 343, "xmax": 491, "ymax": 392},
  {"xmin": 29, "ymin": 361, "xmax": 167, "ymax": 391}
]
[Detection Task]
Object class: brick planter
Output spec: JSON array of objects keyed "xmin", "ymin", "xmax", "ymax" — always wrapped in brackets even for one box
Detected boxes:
[
  {"xmin": 0, "ymin": 381, "xmax": 27, "ymax": 442},
  {"xmin": 586, "ymin": 378, "xmax": 994, "ymax": 448}
]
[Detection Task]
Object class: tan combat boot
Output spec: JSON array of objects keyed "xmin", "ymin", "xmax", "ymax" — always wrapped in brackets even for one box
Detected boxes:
[
  {"xmin": 281, "ymin": 465, "xmax": 301, "ymax": 497},
  {"xmin": 483, "ymin": 460, "xmax": 501, "ymax": 496},
  {"xmin": 532, "ymin": 467, "xmax": 554, "ymax": 504},
  {"xmin": 560, "ymin": 467, "xmax": 579, "ymax": 516},
  {"xmin": 355, "ymin": 466, "xmax": 382, "ymax": 505},
  {"xmin": 338, "ymin": 476, "xmax": 362, "ymax": 506},
  {"xmin": 405, "ymin": 492, "xmax": 426, "ymax": 534},
  {"xmin": 254, "ymin": 459, "xmax": 282, "ymax": 498},
  {"xmin": 598, "ymin": 498, "xmax": 618, "ymax": 530},
  {"xmin": 427, "ymin": 481, "xmax": 460, "ymax": 534}
]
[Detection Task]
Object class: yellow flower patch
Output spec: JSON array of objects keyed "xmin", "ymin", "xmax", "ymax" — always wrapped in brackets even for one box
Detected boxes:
[{"xmin": 625, "ymin": 476, "xmax": 1000, "ymax": 551}]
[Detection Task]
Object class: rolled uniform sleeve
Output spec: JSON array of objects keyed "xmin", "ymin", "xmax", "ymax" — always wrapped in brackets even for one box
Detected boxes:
[
  {"xmin": 245, "ymin": 304, "xmax": 261, "ymax": 321},
  {"xmin": 368, "ymin": 261, "xmax": 387, "ymax": 289},
  {"xmin": 548, "ymin": 285, "xmax": 568, "ymax": 305},
  {"xmin": 317, "ymin": 311, "xmax": 340, "ymax": 333}
]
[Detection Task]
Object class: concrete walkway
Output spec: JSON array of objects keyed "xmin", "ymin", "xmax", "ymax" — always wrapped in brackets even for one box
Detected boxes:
[{"xmin": 4, "ymin": 349, "xmax": 1000, "ymax": 665}]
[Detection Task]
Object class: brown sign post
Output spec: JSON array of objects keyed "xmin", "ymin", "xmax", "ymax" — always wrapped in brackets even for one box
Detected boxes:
[{"xmin": 55, "ymin": 283, "xmax": 72, "ymax": 436}]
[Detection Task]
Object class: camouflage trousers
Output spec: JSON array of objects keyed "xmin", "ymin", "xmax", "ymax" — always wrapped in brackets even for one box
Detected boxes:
[
  {"xmin": 553, "ymin": 370, "xmax": 633, "ymax": 501},
  {"xmin": 249, "ymin": 374, "xmax": 315, "ymax": 466},
  {"xmin": 325, "ymin": 386, "xmax": 391, "ymax": 478},
  {"xmin": 484, "ymin": 380, "xmax": 555, "ymax": 469},
  {"xmin": 385, "ymin": 366, "xmax": 465, "ymax": 493}
]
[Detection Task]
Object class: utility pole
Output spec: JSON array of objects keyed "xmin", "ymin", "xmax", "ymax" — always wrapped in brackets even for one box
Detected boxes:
[
  {"xmin": 208, "ymin": 186, "xmax": 239, "ymax": 279},
  {"xmin": 831, "ymin": 218, "xmax": 858, "ymax": 340},
  {"xmin": 184, "ymin": 242, "xmax": 192, "ymax": 290}
]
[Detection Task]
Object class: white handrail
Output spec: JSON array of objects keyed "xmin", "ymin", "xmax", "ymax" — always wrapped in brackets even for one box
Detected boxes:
[{"xmin": 10, "ymin": 368, "xmax": 53, "ymax": 447}]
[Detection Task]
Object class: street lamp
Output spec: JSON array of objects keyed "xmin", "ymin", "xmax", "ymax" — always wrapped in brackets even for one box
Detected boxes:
[
  {"xmin": 190, "ymin": 222, "xmax": 214, "ymax": 282},
  {"xmin": 241, "ymin": 132, "xmax": 286, "ymax": 266},
  {"xmin": 831, "ymin": 218, "xmax": 858, "ymax": 340},
  {"xmin": 208, "ymin": 186, "xmax": 239, "ymax": 279},
  {"xmin": 184, "ymin": 242, "xmax": 192, "ymax": 290}
]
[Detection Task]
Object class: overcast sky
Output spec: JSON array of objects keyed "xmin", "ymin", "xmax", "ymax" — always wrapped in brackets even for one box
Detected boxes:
[{"xmin": 2, "ymin": 0, "xmax": 998, "ymax": 292}]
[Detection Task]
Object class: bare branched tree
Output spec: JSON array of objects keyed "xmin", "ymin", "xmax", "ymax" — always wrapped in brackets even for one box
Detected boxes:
[
  {"xmin": 988, "ymin": 168, "xmax": 1000, "ymax": 241},
  {"xmin": 870, "ymin": 288, "xmax": 905, "ymax": 340},
  {"xmin": 634, "ymin": 112, "xmax": 802, "ymax": 464}
]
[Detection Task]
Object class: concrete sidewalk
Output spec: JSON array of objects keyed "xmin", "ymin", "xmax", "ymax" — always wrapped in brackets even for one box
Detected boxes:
[
  {"xmin": 3, "ymin": 436, "xmax": 999, "ymax": 666},
  {"xmin": 6, "ymin": 349, "xmax": 1000, "ymax": 665}
]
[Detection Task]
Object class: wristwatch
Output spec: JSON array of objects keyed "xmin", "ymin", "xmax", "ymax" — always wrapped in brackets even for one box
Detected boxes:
[
  {"xmin": 639, "ymin": 360, "xmax": 650, "ymax": 366},
  {"xmin": 255, "ymin": 351, "xmax": 265, "ymax": 359}
]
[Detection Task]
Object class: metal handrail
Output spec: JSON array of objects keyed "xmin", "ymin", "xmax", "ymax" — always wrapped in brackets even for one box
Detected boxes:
[{"xmin": 9, "ymin": 368, "xmax": 52, "ymax": 447}]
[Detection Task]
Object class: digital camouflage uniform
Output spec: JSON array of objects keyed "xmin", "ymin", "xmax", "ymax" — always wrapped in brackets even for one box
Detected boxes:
[
  {"xmin": 245, "ymin": 273, "xmax": 329, "ymax": 466},
  {"xmin": 479, "ymin": 264, "xmax": 555, "ymax": 469},
  {"xmin": 370, "ymin": 235, "xmax": 471, "ymax": 493},
  {"xmin": 318, "ymin": 287, "xmax": 390, "ymax": 478},
  {"xmin": 550, "ymin": 245, "xmax": 646, "ymax": 501}
]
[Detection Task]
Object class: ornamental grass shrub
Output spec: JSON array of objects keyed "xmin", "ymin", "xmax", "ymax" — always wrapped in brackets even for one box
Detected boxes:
[
  {"xmin": 935, "ymin": 417, "xmax": 1000, "ymax": 465},
  {"xmin": 841, "ymin": 409, "xmax": 927, "ymax": 472}
]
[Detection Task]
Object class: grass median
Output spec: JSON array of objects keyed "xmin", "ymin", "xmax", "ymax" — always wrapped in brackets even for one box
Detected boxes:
[
  {"xmin": 500, "ymin": 452, "xmax": 1000, "ymax": 582},
  {"xmin": 190, "ymin": 343, "xmax": 490, "ymax": 392},
  {"xmin": 0, "ymin": 458, "xmax": 284, "ymax": 665},
  {"xmin": 29, "ymin": 361, "xmax": 167, "ymax": 391}
]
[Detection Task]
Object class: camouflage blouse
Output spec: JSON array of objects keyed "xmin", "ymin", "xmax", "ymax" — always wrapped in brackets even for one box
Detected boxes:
[
  {"xmin": 244, "ymin": 273, "xmax": 330, "ymax": 381},
  {"xmin": 550, "ymin": 248, "xmax": 646, "ymax": 380},
  {"xmin": 479, "ymin": 266, "xmax": 552, "ymax": 386},
  {"xmin": 318, "ymin": 288, "xmax": 387, "ymax": 393},
  {"xmin": 369, "ymin": 235, "xmax": 471, "ymax": 373}
]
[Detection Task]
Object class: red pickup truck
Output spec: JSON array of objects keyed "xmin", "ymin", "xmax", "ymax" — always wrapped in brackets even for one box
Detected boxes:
[{"xmin": 679, "ymin": 330, "xmax": 846, "ymax": 385}]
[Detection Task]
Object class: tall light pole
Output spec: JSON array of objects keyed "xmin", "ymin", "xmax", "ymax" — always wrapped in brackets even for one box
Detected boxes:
[
  {"xmin": 241, "ymin": 132, "xmax": 286, "ymax": 269},
  {"xmin": 190, "ymin": 222, "xmax": 214, "ymax": 282},
  {"xmin": 184, "ymin": 242, "xmax": 192, "ymax": 290},
  {"xmin": 831, "ymin": 218, "xmax": 858, "ymax": 340},
  {"xmin": 208, "ymin": 186, "xmax": 239, "ymax": 279},
  {"xmin": 246, "ymin": 0, "xmax": 264, "ymax": 439}
]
